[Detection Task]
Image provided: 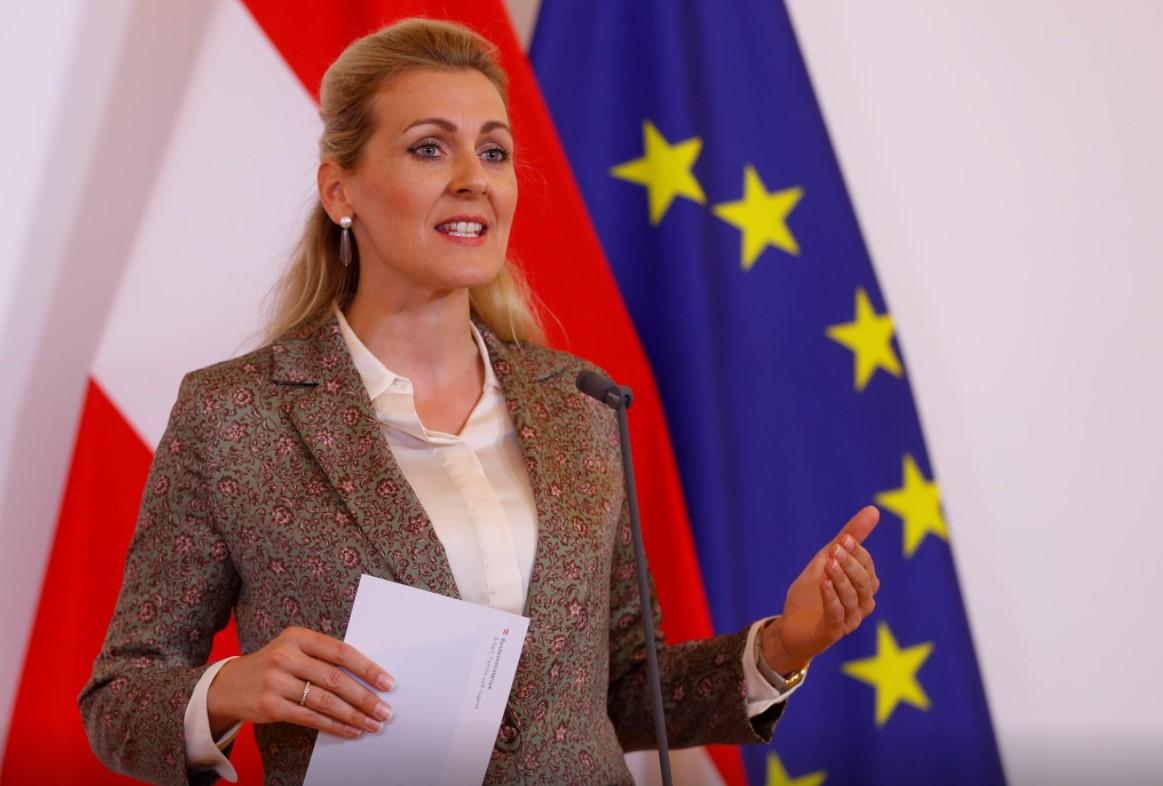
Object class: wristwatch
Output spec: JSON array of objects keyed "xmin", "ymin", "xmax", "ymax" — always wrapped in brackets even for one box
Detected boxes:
[{"xmin": 754, "ymin": 620, "xmax": 809, "ymax": 692}]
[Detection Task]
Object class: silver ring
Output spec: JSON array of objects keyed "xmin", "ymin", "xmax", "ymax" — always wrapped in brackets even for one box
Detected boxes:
[{"xmin": 299, "ymin": 680, "xmax": 312, "ymax": 707}]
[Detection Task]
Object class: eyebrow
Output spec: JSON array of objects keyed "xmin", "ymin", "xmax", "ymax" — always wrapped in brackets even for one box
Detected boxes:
[{"xmin": 403, "ymin": 117, "xmax": 511, "ymax": 135}]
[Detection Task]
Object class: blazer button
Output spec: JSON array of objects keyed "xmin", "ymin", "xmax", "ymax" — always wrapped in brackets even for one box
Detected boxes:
[
  {"xmin": 496, "ymin": 703, "xmax": 522, "ymax": 752},
  {"xmin": 496, "ymin": 722, "xmax": 520, "ymax": 752}
]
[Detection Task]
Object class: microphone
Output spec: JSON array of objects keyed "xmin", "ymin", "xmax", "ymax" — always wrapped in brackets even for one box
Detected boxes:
[
  {"xmin": 575, "ymin": 369, "xmax": 633, "ymax": 410},
  {"xmin": 575, "ymin": 370, "xmax": 671, "ymax": 786}
]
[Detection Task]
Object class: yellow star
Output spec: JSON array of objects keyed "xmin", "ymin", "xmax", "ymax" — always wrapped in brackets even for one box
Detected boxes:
[
  {"xmin": 711, "ymin": 165, "xmax": 804, "ymax": 270},
  {"xmin": 610, "ymin": 120, "xmax": 706, "ymax": 225},
  {"xmin": 842, "ymin": 621, "xmax": 934, "ymax": 727},
  {"xmin": 875, "ymin": 454, "xmax": 948, "ymax": 558},
  {"xmin": 825, "ymin": 288, "xmax": 902, "ymax": 392},
  {"xmin": 766, "ymin": 751, "xmax": 827, "ymax": 786}
]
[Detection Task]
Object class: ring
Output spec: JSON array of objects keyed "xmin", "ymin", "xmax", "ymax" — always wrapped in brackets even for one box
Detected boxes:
[{"xmin": 299, "ymin": 680, "xmax": 312, "ymax": 707}]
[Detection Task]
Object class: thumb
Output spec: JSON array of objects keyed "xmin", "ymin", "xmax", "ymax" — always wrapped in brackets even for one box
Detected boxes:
[{"xmin": 837, "ymin": 505, "xmax": 879, "ymax": 545}]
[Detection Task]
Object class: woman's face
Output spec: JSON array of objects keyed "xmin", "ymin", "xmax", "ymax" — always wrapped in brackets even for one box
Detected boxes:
[{"xmin": 341, "ymin": 68, "xmax": 517, "ymax": 301}]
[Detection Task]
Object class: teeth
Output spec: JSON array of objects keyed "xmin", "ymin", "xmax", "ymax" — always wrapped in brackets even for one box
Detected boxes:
[{"xmin": 438, "ymin": 221, "xmax": 484, "ymax": 237}]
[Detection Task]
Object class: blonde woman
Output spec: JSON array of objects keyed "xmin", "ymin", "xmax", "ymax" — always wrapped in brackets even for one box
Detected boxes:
[{"xmin": 81, "ymin": 19, "xmax": 880, "ymax": 785}]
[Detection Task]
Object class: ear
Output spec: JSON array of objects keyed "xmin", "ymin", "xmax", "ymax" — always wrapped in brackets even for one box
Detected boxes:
[{"xmin": 317, "ymin": 160, "xmax": 353, "ymax": 223}]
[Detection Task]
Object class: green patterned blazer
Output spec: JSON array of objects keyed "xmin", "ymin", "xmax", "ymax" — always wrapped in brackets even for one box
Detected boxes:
[{"xmin": 80, "ymin": 317, "xmax": 782, "ymax": 785}]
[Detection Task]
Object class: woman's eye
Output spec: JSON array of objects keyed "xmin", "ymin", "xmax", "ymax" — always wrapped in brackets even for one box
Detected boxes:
[
  {"xmin": 481, "ymin": 147, "xmax": 509, "ymax": 163},
  {"xmin": 411, "ymin": 143, "xmax": 441, "ymax": 158}
]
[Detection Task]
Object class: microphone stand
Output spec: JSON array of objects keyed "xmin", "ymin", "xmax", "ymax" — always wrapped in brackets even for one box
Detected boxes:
[{"xmin": 576, "ymin": 371, "xmax": 672, "ymax": 786}]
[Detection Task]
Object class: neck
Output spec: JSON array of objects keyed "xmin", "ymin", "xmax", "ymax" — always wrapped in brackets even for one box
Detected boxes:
[{"xmin": 343, "ymin": 285, "xmax": 480, "ymax": 386}]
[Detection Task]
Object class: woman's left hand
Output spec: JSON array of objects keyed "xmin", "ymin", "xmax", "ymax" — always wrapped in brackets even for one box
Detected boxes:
[{"xmin": 760, "ymin": 505, "xmax": 881, "ymax": 675}]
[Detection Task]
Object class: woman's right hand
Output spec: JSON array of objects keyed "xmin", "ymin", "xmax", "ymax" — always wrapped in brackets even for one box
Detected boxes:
[{"xmin": 206, "ymin": 626, "xmax": 394, "ymax": 739}]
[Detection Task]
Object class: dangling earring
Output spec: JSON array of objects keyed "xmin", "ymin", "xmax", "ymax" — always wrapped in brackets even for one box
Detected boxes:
[{"xmin": 339, "ymin": 216, "xmax": 353, "ymax": 267}]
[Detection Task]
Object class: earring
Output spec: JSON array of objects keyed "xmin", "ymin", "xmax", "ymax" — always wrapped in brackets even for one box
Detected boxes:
[{"xmin": 339, "ymin": 216, "xmax": 353, "ymax": 267}]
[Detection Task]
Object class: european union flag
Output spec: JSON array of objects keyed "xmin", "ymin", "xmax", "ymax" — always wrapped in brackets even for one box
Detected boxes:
[{"xmin": 531, "ymin": 2, "xmax": 1006, "ymax": 784}]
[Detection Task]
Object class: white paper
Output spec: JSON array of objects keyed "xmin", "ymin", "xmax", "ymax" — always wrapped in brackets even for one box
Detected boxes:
[{"xmin": 303, "ymin": 574, "xmax": 529, "ymax": 786}]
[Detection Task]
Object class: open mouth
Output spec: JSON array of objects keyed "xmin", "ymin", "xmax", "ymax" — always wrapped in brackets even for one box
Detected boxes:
[{"xmin": 435, "ymin": 220, "xmax": 487, "ymax": 239}]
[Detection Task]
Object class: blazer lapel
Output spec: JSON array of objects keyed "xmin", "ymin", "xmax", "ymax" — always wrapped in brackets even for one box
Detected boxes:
[
  {"xmin": 273, "ymin": 317, "xmax": 459, "ymax": 598},
  {"xmin": 479, "ymin": 328, "xmax": 574, "ymax": 630}
]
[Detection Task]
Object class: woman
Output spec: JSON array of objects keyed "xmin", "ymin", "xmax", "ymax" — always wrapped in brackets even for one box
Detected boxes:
[{"xmin": 80, "ymin": 18, "xmax": 880, "ymax": 786}]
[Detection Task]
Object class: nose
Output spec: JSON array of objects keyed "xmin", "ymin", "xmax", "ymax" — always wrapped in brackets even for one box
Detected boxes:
[{"xmin": 449, "ymin": 151, "xmax": 488, "ymax": 197}]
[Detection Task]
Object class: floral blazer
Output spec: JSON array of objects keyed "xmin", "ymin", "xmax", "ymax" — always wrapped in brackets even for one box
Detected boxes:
[{"xmin": 79, "ymin": 316, "xmax": 782, "ymax": 785}]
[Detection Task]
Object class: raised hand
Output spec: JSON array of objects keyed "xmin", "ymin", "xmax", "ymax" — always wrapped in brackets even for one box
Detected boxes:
[{"xmin": 761, "ymin": 505, "xmax": 881, "ymax": 675}]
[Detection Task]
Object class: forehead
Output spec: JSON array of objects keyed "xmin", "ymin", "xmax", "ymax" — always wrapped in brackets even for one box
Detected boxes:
[{"xmin": 373, "ymin": 68, "xmax": 509, "ymax": 133}]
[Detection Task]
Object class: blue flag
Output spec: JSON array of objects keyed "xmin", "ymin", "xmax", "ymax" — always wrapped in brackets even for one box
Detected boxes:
[{"xmin": 531, "ymin": 2, "xmax": 1006, "ymax": 783}]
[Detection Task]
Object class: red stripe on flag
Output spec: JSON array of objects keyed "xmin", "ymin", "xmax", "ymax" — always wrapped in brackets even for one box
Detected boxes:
[
  {"xmin": 1, "ymin": 379, "xmax": 261, "ymax": 784},
  {"xmin": 239, "ymin": 1, "xmax": 744, "ymax": 783}
]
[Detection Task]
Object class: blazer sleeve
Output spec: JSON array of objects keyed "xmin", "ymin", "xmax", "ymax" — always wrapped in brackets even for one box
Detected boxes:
[
  {"xmin": 604, "ymin": 497, "xmax": 785, "ymax": 751},
  {"xmin": 78, "ymin": 371, "xmax": 241, "ymax": 786}
]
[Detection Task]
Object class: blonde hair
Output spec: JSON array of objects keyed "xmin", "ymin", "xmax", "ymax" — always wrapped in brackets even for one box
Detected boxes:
[{"xmin": 265, "ymin": 18, "xmax": 543, "ymax": 344}]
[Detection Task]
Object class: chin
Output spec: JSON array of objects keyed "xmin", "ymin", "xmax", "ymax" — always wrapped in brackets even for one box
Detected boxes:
[
  {"xmin": 443, "ymin": 255, "xmax": 507, "ymax": 289},
  {"xmin": 410, "ymin": 239, "xmax": 508, "ymax": 292},
  {"xmin": 461, "ymin": 268, "xmax": 506, "ymax": 292}
]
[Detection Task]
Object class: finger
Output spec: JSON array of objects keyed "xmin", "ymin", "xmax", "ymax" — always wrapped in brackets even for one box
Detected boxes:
[
  {"xmin": 838, "ymin": 550, "xmax": 877, "ymax": 617},
  {"xmin": 834, "ymin": 542, "xmax": 872, "ymax": 597},
  {"xmin": 264, "ymin": 668, "xmax": 376, "ymax": 731},
  {"xmin": 836, "ymin": 505, "xmax": 879, "ymax": 546},
  {"xmin": 826, "ymin": 555, "xmax": 861, "ymax": 629},
  {"xmin": 283, "ymin": 697, "xmax": 365, "ymax": 739},
  {"xmin": 840, "ymin": 535, "xmax": 881, "ymax": 594},
  {"xmin": 299, "ymin": 631, "xmax": 395, "ymax": 692},
  {"xmin": 820, "ymin": 578, "xmax": 845, "ymax": 629},
  {"xmin": 292, "ymin": 673, "xmax": 385, "ymax": 734},
  {"xmin": 840, "ymin": 534, "xmax": 874, "ymax": 573},
  {"xmin": 299, "ymin": 656, "xmax": 393, "ymax": 726}
]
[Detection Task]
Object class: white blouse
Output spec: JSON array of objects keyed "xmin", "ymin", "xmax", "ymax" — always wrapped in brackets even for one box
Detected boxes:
[
  {"xmin": 183, "ymin": 312, "xmax": 797, "ymax": 780},
  {"xmin": 339, "ymin": 312, "xmax": 538, "ymax": 616}
]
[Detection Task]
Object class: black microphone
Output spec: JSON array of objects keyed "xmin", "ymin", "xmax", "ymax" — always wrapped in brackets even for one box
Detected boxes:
[
  {"xmin": 575, "ymin": 369, "xmax": 633, "ymax": 410},
  {"xmin": 574, "ymin": 370, "xmax": 671, "ymax": 786}
]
